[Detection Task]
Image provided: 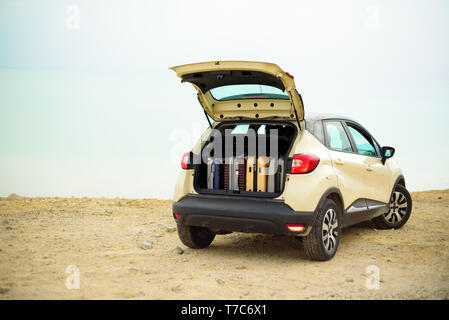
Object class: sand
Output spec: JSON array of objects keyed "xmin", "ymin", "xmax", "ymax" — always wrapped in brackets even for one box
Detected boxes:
[{"xmin": 0, "ymin": 190, "xmax": 448, "ymax": 299}]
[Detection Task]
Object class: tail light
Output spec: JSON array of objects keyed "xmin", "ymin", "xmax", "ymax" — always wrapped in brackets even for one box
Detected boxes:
[
  {"xmin": 290, "ymin": 154, "xmax": 319, "ymax": 174},
  {"xmin": 286, "ymin": 224, "xmax": 305, "ymax": 232},
  {"xmin": 174, "ymin": 213, "xmax": 181, "ymax": 220},
  {"xmin": 181, "ymin": 152, "xmax": 191, "ymax": 169}
]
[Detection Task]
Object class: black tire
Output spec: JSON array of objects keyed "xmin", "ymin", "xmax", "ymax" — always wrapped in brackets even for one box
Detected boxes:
[
  {"xmin": 303, "ymin": 199, "xmax": 341, "ymax": 261},
  {"xmin": 177, "ymin": 225, "xmax": 215, "ymax": 249},
  {"xmin": 372, "ymin": 184, "xmax": 412, "ymax": 229}
]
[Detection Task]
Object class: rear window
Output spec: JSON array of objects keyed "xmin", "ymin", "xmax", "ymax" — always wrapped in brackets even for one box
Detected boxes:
[
  {"xmin": 230, "ymin": 124, "xmax": 250, "ymax": 134},
  {"xmin": 210, "ymin": 84, "xmax": 290, "ymax": 101}
]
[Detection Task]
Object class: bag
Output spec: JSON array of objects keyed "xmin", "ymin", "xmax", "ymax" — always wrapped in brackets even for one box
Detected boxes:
[
  {"xmin": 224, "ymin": 156, "xmax": 246, "ymax": 191},
  {"xmin": 246, "ymin": 156, "xmax": 257, "ymax": 192},
  {"xmin": 206, "ymin": 158, "xmax": 223, "ymax": 190},
  {"xmin": 277, "ymin": 158, "xmax": 285, "ymax": 192},
  {"xmin": 267, "ymin": 158, "xmax": 285, "ymax": 192},
  {"xmin": 257, "ymin": 156, "xmax": 270, "ymax": 192},
  {"xmin": 237, "ymin": 156, "xmax": 246, "ymax": 191},
  {"xmin": 223, "ymin": 159, "xmax": 230, "ymax": 190},
  {"xmin": 224, "ymin": 157, "xmax": 238, "ymax": 190},
  {"xmin": 213, "ymin": 159, "xmax": 223, "ymax": 190},
  {"xmin": 206, "ymin": 158, "xmax": 215, "ymax": 189}
]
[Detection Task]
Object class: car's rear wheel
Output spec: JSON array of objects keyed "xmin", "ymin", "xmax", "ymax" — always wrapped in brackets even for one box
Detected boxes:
[
  {"xmin": 372, "ymin": 184, "xmax": 412, "ymax": 229},
  {"xmin": 177, "ymin": 225, "xmax": 215, "ymax": 249},
  {"xmin": 303, "ymin": 198, "xmax": 341, "ymax": 261}
]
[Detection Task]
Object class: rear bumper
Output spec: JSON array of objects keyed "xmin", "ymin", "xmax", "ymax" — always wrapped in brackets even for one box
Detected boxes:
[{"xmin": 172, "ymin": 194, "xmax": 315, "ymax": 236}]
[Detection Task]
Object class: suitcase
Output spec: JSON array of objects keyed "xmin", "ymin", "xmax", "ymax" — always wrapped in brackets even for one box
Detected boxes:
[
  {"xmin": 213, "ymin": 159, "xmax": 223, "ymax": 190},
  {"xmin": 224, "ymin": 156, "xmax": 245, "ymax": 191},
  {"xmin": 207, "ymin": 158, "xmax": 223, "ymax": 190},
  {"xmin": 267, "ymin": 157, "xmax": 276, "ymax": 193},
  {"xmin": 206, "ymin": 158, "xmax": 215, "ymax": 189},
  {"xmin": 267, "ymin": 158, "xmax": 285, "ymax": 192},
  {"xmin": 224, "ymin": 157, "xmax": 237, "ymax": 190},
  {"xmin": 277, "ymin": 158, "xmax": 285, "ymax": 192},
  {"xmin": 246, "ymin": 156, "xmax": 257, "ymax": 192},
  {"xmin": 223, "ymin": 158, "xmax": 230, "ymax": 190},
  {"xmin": 237, "ymin": 156, "xmax": 246, "ymax": 191},
  {"xmin": 257, "ymin": 156, "xmax": 270, "ymax": 192}
]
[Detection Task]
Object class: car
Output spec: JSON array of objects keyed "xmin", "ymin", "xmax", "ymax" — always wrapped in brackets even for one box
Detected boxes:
[{"xmin": 170, "ymin": 61, "xmax": 412, "ymax": 261}]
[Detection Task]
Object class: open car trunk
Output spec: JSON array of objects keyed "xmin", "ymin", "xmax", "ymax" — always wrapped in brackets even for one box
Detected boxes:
[
  {"xmin": 194, "ymin": 121, "xmax": 297, "ymax": 198},
  {"xmin": 170, "ymin": 61, "xmax": 305, "ymax": 123}
]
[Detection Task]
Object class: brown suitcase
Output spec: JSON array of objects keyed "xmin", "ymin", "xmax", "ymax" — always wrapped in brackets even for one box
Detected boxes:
[
  {"xmin": 224, "ymin": 156, "xmax": 244, "ymax": 191},
  {"xmin": 237, "ymin": 157, "xmax": 246, "ymax": 191},
  {"xmin": 246, "ymin": 156, "xmax": 257, "ymax": 191},
  {"xmin": 257, "ymin": 156, "xmax": 270, "ymax": 192},
  {"xmin": 223, "ymin": 159, "xmax": 230, "ymax": 190}
]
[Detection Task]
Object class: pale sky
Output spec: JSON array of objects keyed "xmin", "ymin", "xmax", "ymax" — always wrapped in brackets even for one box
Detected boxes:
[{"xmin": 0, "ymin": 0, "xmax": 448, "ymax": 199}]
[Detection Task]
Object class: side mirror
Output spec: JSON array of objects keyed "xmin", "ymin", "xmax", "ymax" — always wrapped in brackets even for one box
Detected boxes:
[{"xmin": 381, "ymin": 146, "xmax": 395, "ymax": 165}]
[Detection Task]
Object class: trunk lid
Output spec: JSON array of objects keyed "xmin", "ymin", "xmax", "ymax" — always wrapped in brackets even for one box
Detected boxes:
[{"xmin": 170, "ymin": 61, "xmax": 304, "ymax": 123}]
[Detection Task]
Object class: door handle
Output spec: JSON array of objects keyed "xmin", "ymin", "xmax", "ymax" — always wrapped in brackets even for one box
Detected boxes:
[
  {"xmin": 334, "ymin": 158, "xmax": 344, "ymax": 165},
  {"xmin": 366, "ymin": 165, "xmax": 373, "ymax": 172}
]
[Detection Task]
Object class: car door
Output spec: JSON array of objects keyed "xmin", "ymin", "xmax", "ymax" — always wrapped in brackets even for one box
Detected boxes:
[
  {"xmin": 344, "ymin": 121, "xmax": 391, "ymax": 204},
  {"xmin": 322, "ymin": 120, "xmax": 368, "ymax": 211}
]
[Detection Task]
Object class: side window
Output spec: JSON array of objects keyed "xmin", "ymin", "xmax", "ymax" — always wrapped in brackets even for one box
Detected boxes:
[
  {"xmin": 323, "ymin": 121, "xmax": 353, "ymax": 152},
  {"xmin": 347, "ymin": 125, "xmax": 377, "ymax": 156}
]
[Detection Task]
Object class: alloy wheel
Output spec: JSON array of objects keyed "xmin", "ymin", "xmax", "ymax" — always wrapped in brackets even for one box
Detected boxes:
[
  {"xmin": 322, "ymin": 208, "xmax": 338, "ymax": 253},
  {"xmin": 384, "ymin": 191, "xmax": 408, "ymax": 224}
]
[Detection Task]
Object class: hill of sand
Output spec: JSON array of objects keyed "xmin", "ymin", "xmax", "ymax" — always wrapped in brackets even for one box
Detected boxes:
[{"xmin": 0, "ymin": 190, "xmax": 448, "ymax": 299}]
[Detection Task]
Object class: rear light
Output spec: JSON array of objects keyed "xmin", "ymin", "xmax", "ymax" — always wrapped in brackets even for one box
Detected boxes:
[
  {"xmin": 174, "ymin": 213, "xmax": 181, "ymax": 220},
  {"xmin": 181, "ymin": 152, "xmax": 191, "ymax": 169},
  {"xmin": 286, "ymin": 224, "xmax": 305, "ymax": 232},
  {"xmin": 290, "ymin": 154, "xmax": 320, "ymax": 174}
]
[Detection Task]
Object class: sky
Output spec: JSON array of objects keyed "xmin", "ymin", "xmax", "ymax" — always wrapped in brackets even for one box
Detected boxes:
[{"xmin": 0, "ymin": 0, "xmax": 448, "ymax": 199}]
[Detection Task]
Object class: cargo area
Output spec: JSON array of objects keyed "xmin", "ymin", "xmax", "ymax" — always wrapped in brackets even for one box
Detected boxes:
[{"xmin": 194, "ymin": 121, "xmax": 297, "ymax": 196}]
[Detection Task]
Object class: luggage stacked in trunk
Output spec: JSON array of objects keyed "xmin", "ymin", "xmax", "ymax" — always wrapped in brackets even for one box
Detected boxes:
[
  {"xmin": 199, "ymin": 122, "xmax": 295, "ymax": 194},
  {"xmin": 206, "ymin": 156, "xmax": 285, "ymax": 193}
]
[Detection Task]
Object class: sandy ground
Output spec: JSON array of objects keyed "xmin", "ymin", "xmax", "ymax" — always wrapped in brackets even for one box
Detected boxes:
[{"xmin": 0, "ymin": 190, "xmax": 448, "ymax": 300}]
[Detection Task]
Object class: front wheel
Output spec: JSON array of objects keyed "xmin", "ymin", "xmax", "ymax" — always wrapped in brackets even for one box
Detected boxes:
[
  {"xmin": 177, "ymin": 225, "xmax": 215, "ymax": 249},
  {"xmin": 372, "ymin": 184, "xmax": 412, "ymax": 229},
  {"xmin": 303, "ymin": 199, "xmax": 341, "ymax": 261}
]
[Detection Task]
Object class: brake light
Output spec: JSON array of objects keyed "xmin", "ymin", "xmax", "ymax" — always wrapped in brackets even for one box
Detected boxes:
[
  {"xmin": 290, "ymin": 154, "xmax": 319, "ymax": 174},
  {"xmin": 286, "ymin": 224, "xmax": 305, "ymax": 232},
  {"xmin": 174, "ymin": 213, "xmax": 181, "ymax": 220},
  {"xmin": 286, "ymin": 72, "xmax": 294, "ymax": 79},
  {"xmin": 181, "ymin": 152, "xmax": 190, "ymax": 169}
]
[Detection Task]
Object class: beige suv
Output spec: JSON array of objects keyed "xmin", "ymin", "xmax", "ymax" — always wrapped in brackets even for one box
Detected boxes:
[{"xmin": 170, "ymin": 61, "xmax": 412, "ymax": 261}]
